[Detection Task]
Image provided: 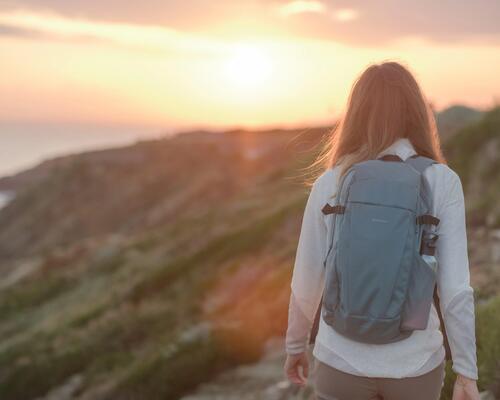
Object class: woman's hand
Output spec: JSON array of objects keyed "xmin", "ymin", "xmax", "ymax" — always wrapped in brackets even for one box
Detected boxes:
[
  {"xmin": 284, "ymin": 352, "xmax": 309, "ymax": 386},
  {"xmin": 452, "ymin": 374, "xmax": 480, "ymax": 400}
]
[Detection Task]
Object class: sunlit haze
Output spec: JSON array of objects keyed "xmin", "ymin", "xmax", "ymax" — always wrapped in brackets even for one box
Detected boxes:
[{"xmin": 0, "ymin": 1, "xmax": 499, "ymax": 174}]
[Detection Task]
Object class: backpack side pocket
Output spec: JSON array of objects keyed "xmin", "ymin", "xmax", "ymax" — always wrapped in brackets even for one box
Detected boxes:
[{"xmin": 401, "ymin": 252, "xmax": 437, "ymax": 331}]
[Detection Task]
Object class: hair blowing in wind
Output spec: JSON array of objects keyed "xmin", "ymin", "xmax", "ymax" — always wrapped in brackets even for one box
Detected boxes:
[{"xmin": 310, "ymin": 61, "xmax": 447, "ymax": 181}]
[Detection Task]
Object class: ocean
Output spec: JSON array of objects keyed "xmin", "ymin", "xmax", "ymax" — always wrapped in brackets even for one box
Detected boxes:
[{"xmin": 0, "ymin": 122, "xmax": 169, "ymax": 178}]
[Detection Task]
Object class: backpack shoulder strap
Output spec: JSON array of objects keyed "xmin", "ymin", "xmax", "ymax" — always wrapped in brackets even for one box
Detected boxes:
[
  {"xmin": 404, "ymin": 154, "xmax": 437, "ymax": 174},
  {"xmin": 405, "ymin": 154, "xmax": 440, "ymax": 227}
]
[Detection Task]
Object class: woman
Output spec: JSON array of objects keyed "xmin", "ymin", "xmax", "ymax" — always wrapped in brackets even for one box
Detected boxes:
[{"xmin": 284, "ymin": 62, "xmax": 479, "ymax": 400}]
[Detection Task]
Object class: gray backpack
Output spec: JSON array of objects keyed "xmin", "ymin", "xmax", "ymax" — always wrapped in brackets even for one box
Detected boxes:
[{"xmin": 318, "ymin": 154, "xmax": 448, "ymax": 346}]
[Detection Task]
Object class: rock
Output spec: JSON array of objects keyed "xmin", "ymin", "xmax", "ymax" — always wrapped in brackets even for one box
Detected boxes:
[
  {"xmin": 180, "ymin": 338, "xmax": 316, "ymax": 400},
  {"xmin": 36, "ymin": 374, "xmax": 83, "ymax": 400},
  {"xmin": 479, "ymin": 391, "xmax": 496, "ymax": 400},
  {"xmin": 491, "ymin": 229, "xmax": 500, "ymax": 241}
]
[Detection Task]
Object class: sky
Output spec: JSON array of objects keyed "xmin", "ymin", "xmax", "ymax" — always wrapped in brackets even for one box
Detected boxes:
[{"xmin": 0, "ymin": 0, "xmax": 499, "ymax": 175}]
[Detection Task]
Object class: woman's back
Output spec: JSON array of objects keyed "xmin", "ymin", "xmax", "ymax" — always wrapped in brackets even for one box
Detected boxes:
[{"xmin": 290, "ymin": 137, "xmax": 476, "ymax": 378}]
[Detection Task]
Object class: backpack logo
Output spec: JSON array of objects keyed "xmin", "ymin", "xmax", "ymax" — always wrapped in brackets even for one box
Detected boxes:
[{"xmin": 371, "ymin": 218, "xmax": 388, "ymax": 223}]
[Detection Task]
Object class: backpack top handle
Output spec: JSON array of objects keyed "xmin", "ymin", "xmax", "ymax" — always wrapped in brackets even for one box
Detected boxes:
[{"xmin": 378, "ymin": 154, "xmax": 404, "ymax": 162}]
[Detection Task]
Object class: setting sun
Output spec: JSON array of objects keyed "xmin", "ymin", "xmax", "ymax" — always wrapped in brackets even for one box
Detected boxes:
[{"xmin": 223, "ymin": 45, "xmax": 273, "ymax": 90}]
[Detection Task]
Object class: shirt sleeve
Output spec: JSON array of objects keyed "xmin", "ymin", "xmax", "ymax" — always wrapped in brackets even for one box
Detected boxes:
[
  {"xmin": 285, "ymin": 179, "xmax": 328, "ymax": 355},
  {"xmin": 434, "ymin": 170, "xmax": 478, "ymax": 380}
]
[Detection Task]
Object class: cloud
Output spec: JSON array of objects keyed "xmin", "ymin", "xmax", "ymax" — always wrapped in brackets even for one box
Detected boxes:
[
  {"xmin": 0, "ymin": 1, "xmax": 235, "ymax": 31},
  {"xmin": 276, "ymin": 2, "xmax": 359, "ymax": 24},
  {"xmin": 332, "ymin": 8, "xmax": 358, "ymax": 23},
  {"xmin": 276, "ymin": 1, "xmax": 326, "ymax": 17},
  {"xmin": 1, "ymin": 0, "xmax": 499, "ymax": 45},
  {"xmin": 273, "ymin": 0, "xmax": 500, "ymax": 45},
  {"xmin": 0, "ymin": 10, "xmax": 230, "ymax": 55},
  {"xmin": 0, "ymin": 23, "xmax": 43, "ymax": 39}
]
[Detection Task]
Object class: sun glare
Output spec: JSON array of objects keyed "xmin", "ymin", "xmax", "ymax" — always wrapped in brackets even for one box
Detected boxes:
[{"xmin": 223, "ymin": 45, "xmax": 273, "ymax": 90}]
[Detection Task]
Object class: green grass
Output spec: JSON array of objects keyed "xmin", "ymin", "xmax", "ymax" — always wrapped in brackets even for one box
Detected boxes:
[
  {"xmin": 0, "ymin": 274, "xmax": 75, "ymax": 320},
  {"xmin": 0, "ymin": 191, "xmax": 306, "ymax": 399},
  {"xmin": 476, "ymin": 295, "xmax": 500, "ymax": 396},
  {"xmin": 128, "ymin": 196, "xmax": 305, "ymax": 303},
  {"xmin": 0, "ymin": 303, "xmax": 178, "ymax": 399}
]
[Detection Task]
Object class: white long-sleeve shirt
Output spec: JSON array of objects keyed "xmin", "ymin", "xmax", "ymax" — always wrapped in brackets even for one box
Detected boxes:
[{"xmin": 286, "ymin": 137, "xmax": 478, "ymax": 380}]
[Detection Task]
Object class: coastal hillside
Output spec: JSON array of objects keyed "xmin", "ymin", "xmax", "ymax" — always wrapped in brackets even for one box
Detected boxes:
[
  {"xmin": 0, "ymin": 107, "xmax": 498, "ymax": 400},
  {"xmin": 0, "ymin": 126, "xmax": 325, "ymax": 399},
  {"xmin": 436, "ymin": 105, "xmax": 483, "ymax": 140},
  {"xmin": 0, "ymin": 128, "xmax": 323, "ymax": 260},
  {"xmin": 444, "ymin": 107, "xmax": 500, "ymax": 228}
]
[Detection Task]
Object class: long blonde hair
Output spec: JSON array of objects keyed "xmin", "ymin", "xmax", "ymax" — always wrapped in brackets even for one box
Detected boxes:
[{"xmin": 309, "ymin": 61, "xmax": 446, "ymax": 181}]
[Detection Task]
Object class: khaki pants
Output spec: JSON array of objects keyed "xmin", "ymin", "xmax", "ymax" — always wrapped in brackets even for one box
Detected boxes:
[{"xmin": 313, "ymin": 359, "xmax": 445, "ymax": 400}]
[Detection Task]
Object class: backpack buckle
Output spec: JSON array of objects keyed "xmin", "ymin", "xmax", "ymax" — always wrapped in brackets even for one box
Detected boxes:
[
  {"xmin": 416, "ymin": 214, "xmax": 440, "ymax": 226},
  {"xmin": 420, "ymin": 232, "xmax": 439, "ymax": 256},
  {"xmin": 321, "ymin": 204, "xmax": 346, "ymax": 215}
]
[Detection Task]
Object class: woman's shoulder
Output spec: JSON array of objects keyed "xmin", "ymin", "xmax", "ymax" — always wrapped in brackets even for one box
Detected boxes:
[
  {"xmin": 424, "ymin": 162, "xmax": 465, "ymax": 211},
  {"xmin": 310, "ymin": 167, "xmax": 340, "ymax": 202},
  {"xmin": 426, "ymin": 161, "xmax": 460, "ymax": 178},
  {"xmin": 313, "ymin": 167, "xmax": 339, "ymax": 187},
  {"xmin": 424, "ymin": 162, "xmax": 463, "ymax": 191}
]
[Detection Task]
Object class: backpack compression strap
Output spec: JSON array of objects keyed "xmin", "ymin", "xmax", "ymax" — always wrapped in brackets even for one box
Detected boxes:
[
  {"xmin": 416, "ymin": 215, "xmax": 440, "ymax": 226},
  {"xmin": 321, "ymin": 204, "xmax": 345, "ymax": 215}
]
